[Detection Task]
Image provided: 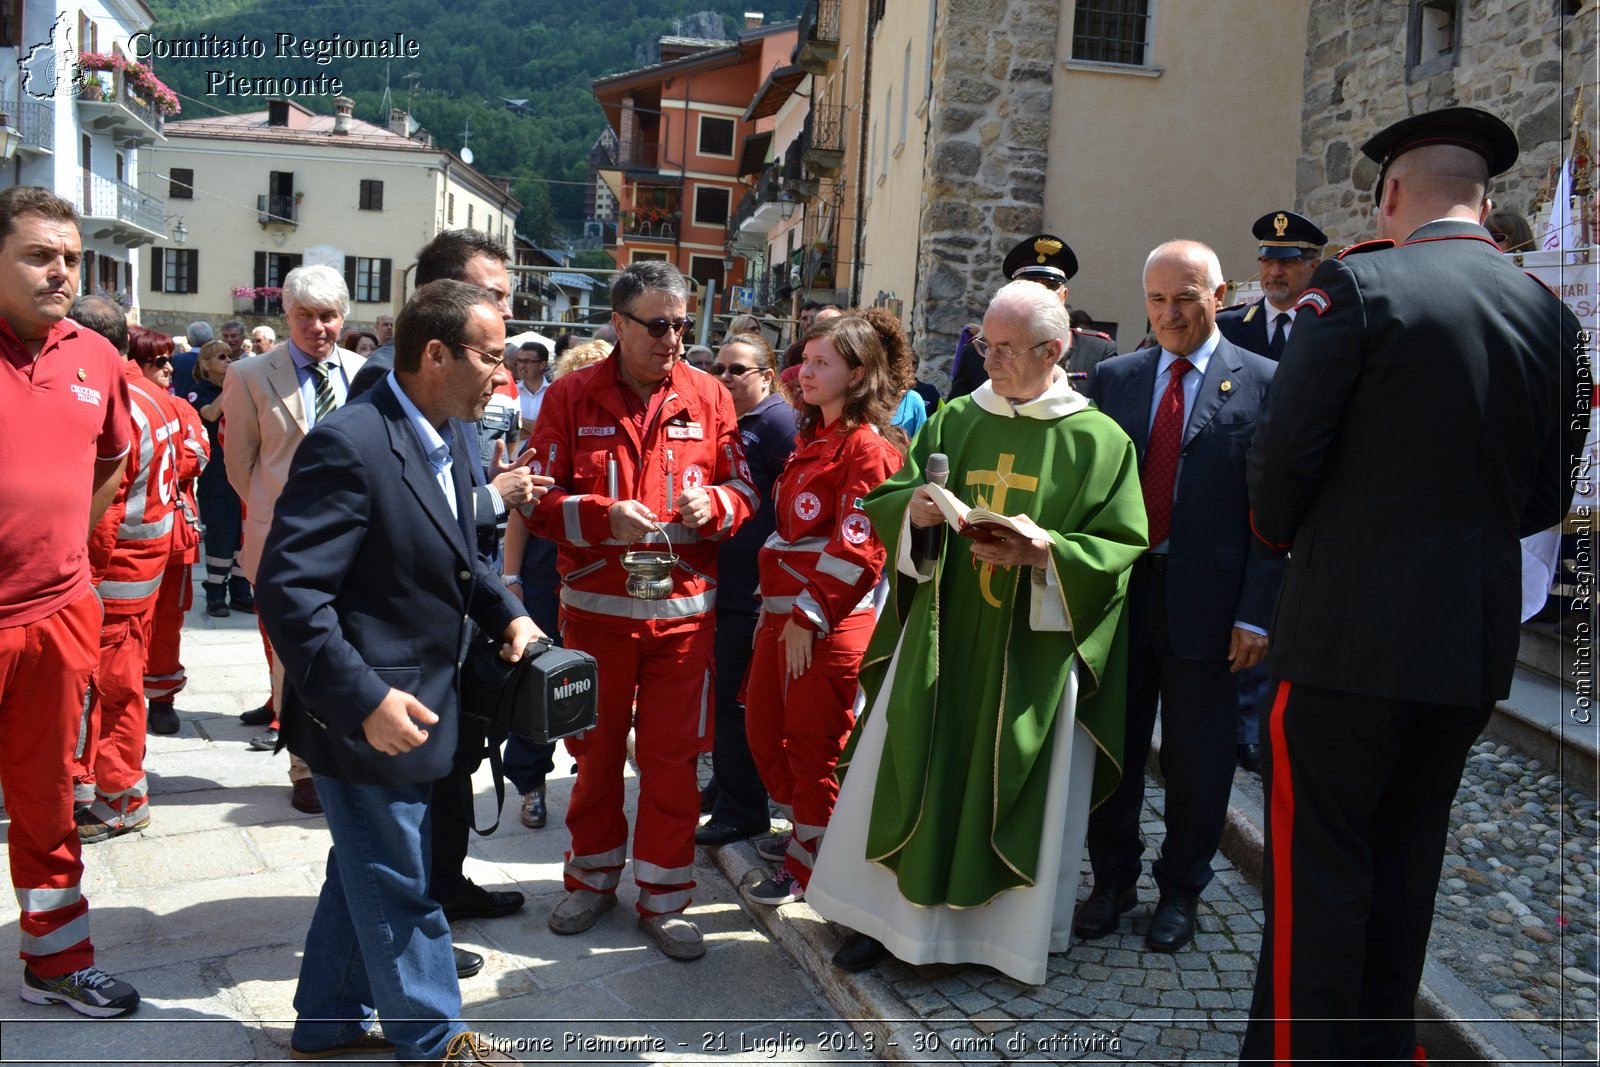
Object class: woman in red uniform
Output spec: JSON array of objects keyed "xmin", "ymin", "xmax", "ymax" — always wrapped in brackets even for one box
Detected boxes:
[{"xmin": 743, "ymin": 312, "xmax": 908, "ymax": 905}]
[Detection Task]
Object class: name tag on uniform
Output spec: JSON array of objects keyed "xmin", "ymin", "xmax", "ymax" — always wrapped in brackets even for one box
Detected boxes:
[
  {"xmin": 667, "ymin": 423, "xmax": 703, "ymax": 440},
  {"xmin": 578, "ymin": 425, "xmax": 616, "ymax": 437}
]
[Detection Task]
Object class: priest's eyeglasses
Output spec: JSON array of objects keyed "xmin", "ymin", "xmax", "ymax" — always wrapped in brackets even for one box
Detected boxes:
[
  {"xmin": 455, "ymin": 342, "xmax": 505, "ymax": 367},
  {"xmin": 971, "ymin": 332, "xmax": 1054, "ymax": 361}
]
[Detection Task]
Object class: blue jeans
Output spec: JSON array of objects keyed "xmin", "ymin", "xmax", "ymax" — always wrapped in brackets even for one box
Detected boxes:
[{"xmin": 291, "ymin": 775, "xmax": 464, "ymax": 1061}]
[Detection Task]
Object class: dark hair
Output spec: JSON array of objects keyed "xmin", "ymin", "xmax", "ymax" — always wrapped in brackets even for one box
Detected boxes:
[
  {"xmin": 795, "ymin": 314, "xmax": 909, "ymax": 457},
  {"xmin": 220, "ymin": 319, "xmax": 245, "ymax": 334},
  {"xmin": 519, "ymin": 341, "xmax": 550, "ymax": 360},
  {"xmin": 0, "ymin": 186, "xmax": 78, "ymax": 244},
  {"xmin": 127, "ymin": 324, "xmax": 175, "ymax": 365},
  {"xmin": 394, "ymin": 279, "xmax": 498, "ymax": 373},
  {"xmin": 718, "ymin": 331, "xmax": 777, "ymax": 377},
  {"xmin": 553, "ymin": 332, "xmax": 580, "ymax": 356},
  {"xmin": 69, "ymin": 295, "xmax": 128, "ymax": 354},
  {"xmin": 1485, "ymin": 207, "xmax": 1535, "ymax": 253},
  {"xmin": 610, "ymin": 260, "xmax": 689, "ymax": 314},
  {"xmin": 415, "ymin": 229, "xmax": 509, "ymax": 287},
  {"xmin": 800, "ymin": 299, "xmax": 823, "ymax": 314}
]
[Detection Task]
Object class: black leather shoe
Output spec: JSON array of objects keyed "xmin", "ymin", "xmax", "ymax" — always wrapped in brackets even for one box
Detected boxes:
[
  {"xmin": 442, "ymin": 879, "xmax": 525, "ymax": 922},
  {"xmin": 1146, "ymin": 894, "xmax": 1198, "ymax": 952},
  {"xmin": 694, "ymin": 819, "xmax": 765, "ymax": 847},
  {"xmin": 831, "ymin": 932, "xmax": 886, "ymax": 972},
  {"xmin": 148, "ymin": 700, "xmax": 180, "ymax": 736},
  {"xmin": 454, "ymin": 946, "xmax": 484, "ymax": 979},
  {"xmin": 240, "ymin": 702, "xmax": 275, "ymax": 726},
  {"xmin": 1073, "ymin": 885, "xmax": 1138, "ymax": 940},
  {"xmin": 1237, "ymin": 743, "xmax": 1263, "ymax": 775}
]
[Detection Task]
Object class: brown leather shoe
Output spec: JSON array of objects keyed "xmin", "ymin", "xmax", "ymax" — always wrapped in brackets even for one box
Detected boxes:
[
  {"xmin": 291, "ymin": 779, "xmax": 322, "ymax": 814},
  {"xmin": 518, "ymin": 786, "xmax": 546, "ymax": 829}
]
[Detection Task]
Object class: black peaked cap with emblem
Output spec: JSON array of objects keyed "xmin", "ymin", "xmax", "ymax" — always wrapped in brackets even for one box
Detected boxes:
[
  {"xmin": 1002, "ymin": 234, "xmax": 1078, "ymax": 284},
  {"xmin": 1361, "ymin": 107, "xmax": 1518, "ymax": 204},
  {"xmin": 1253, "ymin": 210, "xmax": 1328, "ymax": 259}
]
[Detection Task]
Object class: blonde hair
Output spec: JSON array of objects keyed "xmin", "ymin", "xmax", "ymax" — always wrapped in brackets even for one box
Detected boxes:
[{"xmin": 552, "ymin": 339, "xmax": 613, "ymax": 379}]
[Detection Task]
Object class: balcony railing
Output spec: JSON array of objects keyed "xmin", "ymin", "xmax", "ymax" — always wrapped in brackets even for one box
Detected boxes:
[
  {"xmin": 615, "ymin": 137, "xmax": 661, "ymax": 170},
  {"xmin": 76, "ymin": 71, "xmax": 165, "ymax": 146},
  {"xmin": 797, "ymin": 0, "xmax": 842, "ymax": 71},
  {"xmin": 77, "ymin": 172, "xmax": 163, "ymax": 237},
  {"xmin": 258, "ymin": 194, "xmax": 299, "ymax": 226},
  {"xmin": 620, "ymin": 210, "xmax": 680, "ymax": 241},
  {"xmin": 808, "ymin": 104, "xmax": 846, "ymax": 154},
  {"xmin": 18, "ymin": 99, "xmax": 53, "ymax": 153}
]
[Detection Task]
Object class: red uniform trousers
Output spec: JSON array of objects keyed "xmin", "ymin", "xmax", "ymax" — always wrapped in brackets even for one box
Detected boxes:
[
  {"xmin": 560, "ymin": 612, "xmax": 714, "ymax": 917},
  {"xmin": 143, "ymin": 558, "xmax": 191, "ymax": 701},
  {"xmin": 0, "ymin": 587, "xmax": 101, "ymax": 976},
  {"xmin": 743, "ymin": 609, "xmax": 873, "ymax": 889},
  {"xmin": 77, "ymin": 597, "xmax": 158, "ymax": 828}
]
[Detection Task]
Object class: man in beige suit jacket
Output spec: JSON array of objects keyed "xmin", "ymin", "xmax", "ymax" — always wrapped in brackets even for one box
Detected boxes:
[{"xmin": 221, "ymin": 264, "xmax": 366, "ymax": 812}]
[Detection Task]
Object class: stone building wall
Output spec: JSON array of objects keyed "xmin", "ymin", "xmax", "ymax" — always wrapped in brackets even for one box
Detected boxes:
[
  {"xmin": 1297, "ymin": 0, "xmax": 1600, "ymax": 249},
  {"xmin": 911, "ymin": 0, "xmax": 1060, "ymax": 385}
]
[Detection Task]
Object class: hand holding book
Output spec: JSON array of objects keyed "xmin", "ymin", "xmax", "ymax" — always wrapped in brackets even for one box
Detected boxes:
[{"xmin": 920, "ymin": 483, "xmax": 1051, "ymax": 569}]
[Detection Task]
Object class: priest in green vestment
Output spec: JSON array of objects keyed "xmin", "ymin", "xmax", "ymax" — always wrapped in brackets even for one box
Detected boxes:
[{"xmin": 807, "ymin": 281, "xmax": 1147, "ymax": 985}]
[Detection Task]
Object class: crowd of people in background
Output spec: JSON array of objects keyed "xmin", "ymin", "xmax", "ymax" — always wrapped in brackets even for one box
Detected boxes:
[{"xmin": 0, "ymin": 103, "xmax": 1589, "ymax": 1067}]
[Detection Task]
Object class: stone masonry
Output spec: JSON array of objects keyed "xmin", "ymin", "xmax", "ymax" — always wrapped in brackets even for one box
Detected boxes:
[
  {"xmin": 1297, "ymin": 0, "xmax": 1600, "ymax": 249},
  {"xmin": 911, "ymin": 0, "xmax": 1061, "ymax": 386}
]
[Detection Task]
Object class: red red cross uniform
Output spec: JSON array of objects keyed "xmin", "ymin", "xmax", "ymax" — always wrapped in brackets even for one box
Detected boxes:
[
  {"xmin": 0, "ymin": 318, "xmax": 132, "ymax": 977},
  {"xmin": 744, "ymin": 422, "xmax": 901, "ymax": 889},
  {"xmin": 526, "ymin": 358, "xmax": 755, "ymax": 915},
  {"xmin": 77, "ymin": 364, "xmax": 178, "ymax": 835},
  {"xmin": 145, "ymin": 396, "xmax": 208, "ymax": 704}
]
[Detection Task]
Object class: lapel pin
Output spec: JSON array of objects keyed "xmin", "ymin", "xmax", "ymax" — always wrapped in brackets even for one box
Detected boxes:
[
  {"xmin": 77, "ymin": 368, "xmax": 86, "ymax": 381},
  {"xmin": 1220, "ymin": 380, "xmax": 1233, "ymax": 392}
]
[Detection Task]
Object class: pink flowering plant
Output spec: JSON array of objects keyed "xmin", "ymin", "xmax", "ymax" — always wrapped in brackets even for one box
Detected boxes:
[{"xmin": 77, "ymin": 52, "xmax": 181, "ymax": 116}]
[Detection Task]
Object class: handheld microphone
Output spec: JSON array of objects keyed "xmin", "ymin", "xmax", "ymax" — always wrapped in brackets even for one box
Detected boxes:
[{"xmin": 913, "ymin": 452, "xmax": 949, "ymax": 563}]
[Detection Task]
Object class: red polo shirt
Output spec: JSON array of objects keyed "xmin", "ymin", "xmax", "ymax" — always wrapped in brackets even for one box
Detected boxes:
[{"xmin": 0, "ymin": 316, "xmax": 132, "ymax": 627}]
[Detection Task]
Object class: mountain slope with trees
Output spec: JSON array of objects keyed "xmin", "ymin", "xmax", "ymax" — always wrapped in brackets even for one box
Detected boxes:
[{"xmin": 143, "ymin": 0, "xmax": 802, "ymax": 242}]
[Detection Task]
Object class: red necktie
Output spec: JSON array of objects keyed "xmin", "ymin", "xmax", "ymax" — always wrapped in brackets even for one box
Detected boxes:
[{"xmin": 1142, "ymin": 357, "xmax": 1192, "ymax": 548}]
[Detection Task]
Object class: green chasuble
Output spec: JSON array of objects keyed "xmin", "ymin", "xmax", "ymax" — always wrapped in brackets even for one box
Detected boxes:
[{"xmin": 844, "ymin": 379, "xmax": 1147, "ymax": 909}]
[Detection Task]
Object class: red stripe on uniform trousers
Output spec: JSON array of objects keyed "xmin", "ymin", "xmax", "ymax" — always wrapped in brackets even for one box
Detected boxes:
[{"xmin": 1268, "ymin": 679, "xmax": 1295, "ymax": 1067}]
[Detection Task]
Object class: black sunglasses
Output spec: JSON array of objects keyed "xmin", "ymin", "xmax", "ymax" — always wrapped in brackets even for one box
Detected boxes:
[
  {"xmin": 716, "ymin": 363, "xmax": 758, "ymax": 378},
  {"xmin": 619, "ymin": 309, "xmax": 694, "ymax": 338}
]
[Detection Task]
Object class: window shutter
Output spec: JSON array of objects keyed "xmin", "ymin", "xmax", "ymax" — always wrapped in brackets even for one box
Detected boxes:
[
  {"xmin": 253, "ymin": 251, "xmax": 267, "ymax": 289},
  {"xmin": 183, "ymin": 250, "xmax": 200, "ymax": 295},
  {"xmin": 344, "ymin": 255, "xmax": 356, "ymax": 295},
  {"xmin": 379, "ymin": 259, "xmax": 393, "ymax": 303},
  {"xmin": 150, "ymin": 247, "xmax": 164, "ymax": 293}
]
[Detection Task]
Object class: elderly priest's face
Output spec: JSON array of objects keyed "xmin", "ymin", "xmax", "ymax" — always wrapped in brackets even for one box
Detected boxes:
[{"xmin": 979, "ymin": 306, "xmax": 1061, "ymax": 402}]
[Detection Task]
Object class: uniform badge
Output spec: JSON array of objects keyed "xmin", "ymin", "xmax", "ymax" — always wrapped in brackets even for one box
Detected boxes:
[
  {"xmin": 738, "ymin": 459, "xmax": 752, "ymax": 482},
  {"xmin": 1220, "ymin": 380, "xmax": 1233, "ymax": 393},
  {"xmin": 1033, "ymin": 237, "xmax": 1062, "ymax": 264},
  {"xmin": 794, "ymin": 492, "xmax": 822, "ymax": 521},
  {"xmin": 77, "ymin": 368, "xmax": 86, "ymax": 381},
  {"xmin": 841, "ymin": 513, "xmax": 872, "ymax": 545},
  {"xmin": 1242, "ymin": 305, "xmax": 1258, "ymax": 324},
  {"xmin": 529, "ymin": 460, "xmax": 543, "ymax": 477},
  {"xmin": 681, "ymin": 464, "xmax": 705, "ymax": 489},
  {"xmin": 1273, "ymin": 212, "xmax": 1289, "ymax": 237},
  {"xmin": 1294, "ymin": 288, "xmax": 1333, "ymax": 316}
]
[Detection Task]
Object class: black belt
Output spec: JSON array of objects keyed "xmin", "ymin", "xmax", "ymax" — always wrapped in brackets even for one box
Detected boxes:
[{"xmin": 1136, "ymin": 554, "xmax": 1169, "ymax": 573}]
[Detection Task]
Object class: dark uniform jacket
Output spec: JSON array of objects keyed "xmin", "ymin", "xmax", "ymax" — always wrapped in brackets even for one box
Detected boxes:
[
  {"xmin": 1216, "ymin": 299, "xmax": 1276, "ymax": 359},
  {"xmin": 1248, "ymin": 219, "xmax": 1589, "ymax": 707},
  {"xmin": 1086, "ymin": 336, "xmax": 1283, "ymax": 659},
  {"xmin": 257, "ymin": 380, "xmax": 523, "ymax": 785}
]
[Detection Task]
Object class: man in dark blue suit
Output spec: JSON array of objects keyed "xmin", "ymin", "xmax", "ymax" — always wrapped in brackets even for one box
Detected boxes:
[
  {"xmin": 1077, "ymin": 240, "xmax": 1282, "ymax": 953},
  {"xmin": 257, "ymin": 280, "xmax": 540, "ymax": 1065}
]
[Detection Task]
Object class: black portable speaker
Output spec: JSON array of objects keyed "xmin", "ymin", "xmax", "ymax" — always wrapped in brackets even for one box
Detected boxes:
[{"xmin": 463, "ymin": 636, "xmax": 598, "ymax": 743}]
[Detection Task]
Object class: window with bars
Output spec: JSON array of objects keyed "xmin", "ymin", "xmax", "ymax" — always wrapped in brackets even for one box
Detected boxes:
[
  {"xmin": 1070, "ymin": 0, "xmax": 1151, "ymax": 67},
  {"xmin": 343, "ymin": 256, "xmax": 393, "ymax": 304},
  {"xmin": 1407, "ymin": 0, "xmax": 1460, "ymax": 79}
]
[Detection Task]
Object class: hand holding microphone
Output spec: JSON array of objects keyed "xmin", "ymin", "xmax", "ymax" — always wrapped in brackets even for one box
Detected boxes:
[{"xmin": 912, "ymin": 452, "xmax": 949, "ymax": 562}]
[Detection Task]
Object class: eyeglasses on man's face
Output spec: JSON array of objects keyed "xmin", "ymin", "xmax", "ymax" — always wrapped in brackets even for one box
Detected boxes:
[
  {"xmin": 619, "ymin": 309, "xmax": 694, "ymax": 338},
  {"xmin": 456, "ymin": 342, "xmax": 505, "ymax": 368},
  {"xmin": 970, "ymin": 330, "xmax": 1054, "ymax": 362}
]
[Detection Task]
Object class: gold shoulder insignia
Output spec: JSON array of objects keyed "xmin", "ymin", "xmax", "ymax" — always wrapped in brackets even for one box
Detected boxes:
[{"xmin": 1242, "ymin": 304, "xmax": 1258, "ymax": 323}]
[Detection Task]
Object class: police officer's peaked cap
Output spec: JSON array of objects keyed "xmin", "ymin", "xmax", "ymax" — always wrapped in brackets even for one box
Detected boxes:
[
  {"xmin": 1003, "ymin": 234, "xmax": 1078, "ymax": 284},
  {"xmin": 1252, "ymin": 211, "xmax": 1328, "ymax": 259},
  {"xmin": 1361, "ymin": 107, "xmax": 1518, "ymax": 204}
]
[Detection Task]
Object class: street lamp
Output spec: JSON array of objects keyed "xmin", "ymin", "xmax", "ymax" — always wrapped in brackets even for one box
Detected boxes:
[
  {"xmin": 171, "ymin": 219, "xmax": 188, "ymax": 245},
  {"xmin": 0, "ymin": 113, "xmax": 21, "ymax": 161}
]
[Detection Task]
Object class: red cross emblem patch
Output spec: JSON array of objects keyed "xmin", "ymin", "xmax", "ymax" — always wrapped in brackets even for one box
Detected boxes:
[{"xmin": 794, "ymin": 492, "xmax": 822, "ymax": 521}]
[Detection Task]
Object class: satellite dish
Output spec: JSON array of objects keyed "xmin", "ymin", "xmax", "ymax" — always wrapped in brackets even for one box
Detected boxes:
[{"xmin": 461, "ymin": 146, "xmax": 475, "ymax": 165}]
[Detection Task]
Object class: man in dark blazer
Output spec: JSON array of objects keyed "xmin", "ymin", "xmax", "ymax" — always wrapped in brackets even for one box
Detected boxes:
[
  {"xmin": 257, "ymin": 280, "xmax": 540, "ymax": 1065},
  {"xmin": 1077, "ymin": 240, "xmax": 1282, "ymax": 953},
  {"xmin": 1242, "ymin": 108, "xmax": 1588, "ymax": 1065}
]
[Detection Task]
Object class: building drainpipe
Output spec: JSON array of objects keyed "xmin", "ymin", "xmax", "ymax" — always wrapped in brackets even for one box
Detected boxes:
[{"xmin": 849, "ymin": 8, "xmax": 876, "ymax": 309}]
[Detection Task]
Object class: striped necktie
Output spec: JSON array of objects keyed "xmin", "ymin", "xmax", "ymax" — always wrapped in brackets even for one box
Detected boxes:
[{"xmin": 310, "ymin": 361, "xmax": 338, "ymax": 425}]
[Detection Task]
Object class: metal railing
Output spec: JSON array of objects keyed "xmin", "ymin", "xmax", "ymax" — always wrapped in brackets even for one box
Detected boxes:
[
  {"xmin": 615, "ymin": 137, "xmax": 661, "ymax": 169},
  {"xmin": 78, "ymin": 172, "xmax": 162, "ymax": 234},
  {"xmin": 804, "ymin": 0, "xmax": 842, "ymax": 43},
  {"xmin": 809, "ymin": 104, "xmax": 846, "ymax": 154},
  {"xmin": 258, "ymin": 194, "xmax": 299, "ymax": 225},
  {"xmin": 19, "ymin": 99, "xmax": 53, "ymax": 152}
]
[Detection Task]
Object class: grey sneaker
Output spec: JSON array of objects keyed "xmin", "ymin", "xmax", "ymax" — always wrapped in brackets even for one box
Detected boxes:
[
  {"xmin": 547, "ymin": 889, "xmax": 616, "ymax": 935},
  {"xmin": 638, "ymin": 912, "xmax": 705, "ymax": 960},
  {"xmin": 743, "ymin": 866, "xmax": 804, "ymax": 907},
  {"xmin": 20, "ymin": 965, "xmax": 140, "ymax": 1017},
  {"xmin": 754, "ymin": 832, "xmax": 791, "ymax": 864}
]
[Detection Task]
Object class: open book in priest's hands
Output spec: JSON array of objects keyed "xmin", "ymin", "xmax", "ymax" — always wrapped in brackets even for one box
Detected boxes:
[{"xmin": 921, "ymin": 482, "xmax": 1040, "ymax": 544}]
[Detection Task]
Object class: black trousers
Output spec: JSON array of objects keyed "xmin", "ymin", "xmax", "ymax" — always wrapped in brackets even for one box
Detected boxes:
[
  {"xmin": 1241, "ymin": 682, "xmax": 1490, "ymax": 1065},
  {"xmin": 705, "ymin": 609, "xmax": 768, "ymax": 831},
  {"xmin": 1085, "ymin": 562, "xmax": 1239, "ymax": 898}
]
